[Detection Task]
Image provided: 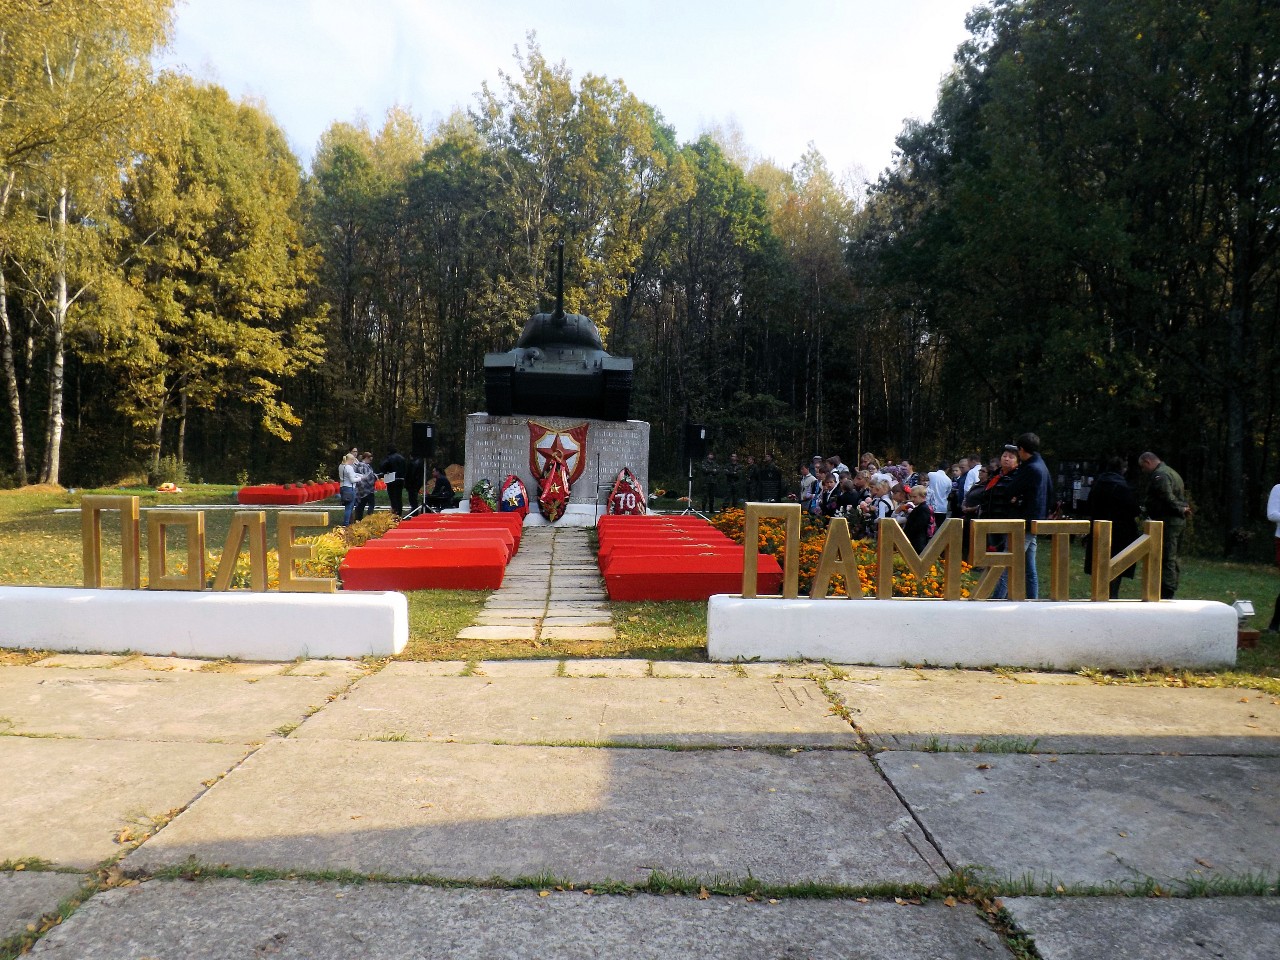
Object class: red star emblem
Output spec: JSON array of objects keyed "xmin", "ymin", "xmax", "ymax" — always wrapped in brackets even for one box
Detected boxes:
[{"xmin": 536, "ymin": 434, "xmax": 571, "ymax": 469}]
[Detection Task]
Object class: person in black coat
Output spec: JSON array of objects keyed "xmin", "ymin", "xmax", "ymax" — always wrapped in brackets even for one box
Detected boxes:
[
  {"xmin": 426, "ymin": 466, "xmax": 454, "ymax": 512},
  {"xmin": 379, "ymin": 446, "xmax": 410, "ymax": 516},
  {"xmin": 903, "ymin": 485, "xmax": 935, "ymax": 553},
  {"xmin": 1085, "ymin": 456, "xmax": 1140, "ymax": 599}
]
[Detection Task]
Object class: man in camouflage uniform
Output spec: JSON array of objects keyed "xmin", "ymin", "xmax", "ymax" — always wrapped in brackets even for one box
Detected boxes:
[
  {"xmin": 1139, "ymin": 451, "xmax": 1191, "ymax": 599},
  {"xmin": 723, "ymin": 453, "xmax": 742, "ymax": 508},
  {"xmin": 699, "ymin": 451, "xmax": 722, "ymax": 514}
]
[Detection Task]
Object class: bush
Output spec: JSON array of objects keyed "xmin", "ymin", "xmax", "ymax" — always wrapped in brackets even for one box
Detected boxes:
[{"xmin": 148, "ymin": 455, "xmax": 190, "ymax": 488}]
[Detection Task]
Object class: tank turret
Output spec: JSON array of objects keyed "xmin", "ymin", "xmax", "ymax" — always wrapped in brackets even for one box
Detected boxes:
[{"xmin": 484, "ymin": 242, "xmax": 633, "ymax": 421}]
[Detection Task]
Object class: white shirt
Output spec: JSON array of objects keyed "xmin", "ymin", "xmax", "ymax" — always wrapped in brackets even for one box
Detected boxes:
[
  {"xmin": 1268, "ymin": 482, "xmax": 1280, "ymax": 538},
  {"xmin": 962, "ymin": 463, "xmax": 982, "ymax": 499},
  {"xmin": 926, "ymin": 469, "xmax": 952, "ymax": 513}
]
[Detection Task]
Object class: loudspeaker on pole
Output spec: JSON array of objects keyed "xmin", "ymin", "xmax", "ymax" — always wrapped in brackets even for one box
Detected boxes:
[
  {"xmin": 411, "ymin": 422, "xmax": 436, "ymax": 459},
  {"xmin": 683, "ymin": 422, "xmax": 707, "ymax": 461}
]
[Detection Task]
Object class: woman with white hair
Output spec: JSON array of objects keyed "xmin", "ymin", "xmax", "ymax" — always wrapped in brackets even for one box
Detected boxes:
[{"xmin": 338, "ymin": 453, "xmax": 359, "ymax": 526}]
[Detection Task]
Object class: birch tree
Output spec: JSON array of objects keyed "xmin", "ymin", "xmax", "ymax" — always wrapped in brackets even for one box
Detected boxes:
[{"xmin": 0, "ymin": 0, "xmax": 171, "ymax": 483}]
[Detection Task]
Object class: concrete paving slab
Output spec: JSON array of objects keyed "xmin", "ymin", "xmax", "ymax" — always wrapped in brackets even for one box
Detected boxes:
[
  {"xmin": 455, "ymin": 626, "xmax": 537, "ymax": 641},
  {"xmin": 123, "ymin": 741, "xmax": 944, "ymax": 885},
  {"xmin": 296, "ymin": 676, "xmax": 856, "ymax": 746},
  {"xmin": 283, "ymin": 660, "xmax": 367, "ymax": 680},
  {"xmin": 127, "ymin": 657, "xmax": 211, "ymax": 672},
  {"xmin": 474, "ymin": 614, "xmax": 542, "ymax": 626},
  {"xmin": 739, "ymin": 662, "xmax": 837, "ymax": 679},
  {"xmin": 197, "ymin": 662, "xmax": 288, "ymax": 677},
  {"xmin": 651, "ymin": 662, "xmax": 744, "ymax": 679},
  {"xmin": 1010, "ymin": 671, "xmax": 1092, "ymax": 686},
  {"xmin": 0, "ymin": 666, "xmax": 351, "ymax": 743},
  {"xmin": 465, "ymin": 660, "xmax": 561, "ymax": 677},
  {"xmin": 878, "ymin": 753, "xmax": 1280, "ymax": 888},
  {"xmin": 830, "ymin": 673, "xmax": 1280, "ymax": 754},
  {"xmin": 483, "ymin": 598, "xmax": 551, "ymax": 609},
  {"xmin": 1, "ymin": 738, "xmax": 248, "ymax": 868},
  {"xmin": 542, "ymin": 616, "xmax": 613, "ymax": 627},
  {"xmin": 1004, "ymin": 896, "xmax": 1280, "ymax": 960},
  {"xmin": 479, "ymin": 607, "xmax": 546, "ymax": 619},
  {"xmin": 32, "ymin": 880, "xmax": 1006, "ymax": 959},
  {"xmin": 559, "ymin": 659, "xmax": 651, "ymax": 678},
  {"xmin": 0, "ymin": 872, "xmax": 87, "ymax": 942},
  {"xmin": 378, "ymin": 661, "xmax": 465, "ymax": 677},
  {"xmin": 540, "ymin": 627, "xmax": 616, "ymax": 641},
  {"xmin": 545, "ymin": 605, "xmax": 612, "ymax": 617},
  {"xmin": 488, "ymin": 585, "xmax": 547, "ymax": 597},
  {"xmin": 30, "ymin": 654, "xmax": 124, "ymax": 669}
]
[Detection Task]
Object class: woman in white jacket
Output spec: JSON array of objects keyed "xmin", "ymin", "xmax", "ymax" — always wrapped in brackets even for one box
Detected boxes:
[
  {"xmin": 1267, "ymin": 480, "xmax": 1280, "ymax": 633},
  {"xmin": 339, "ymin": 453, "xmax": 359, "ymax": 526}
]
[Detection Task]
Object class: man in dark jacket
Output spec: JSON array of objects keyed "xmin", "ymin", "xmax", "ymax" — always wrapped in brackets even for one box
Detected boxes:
[
  {"xmin": 1007, "ymin": 432, "xmax": 1052, "ymax": 599},
  {"xmin": 1086, "ymin": 456, "xmax": 1140, "ymax": 598},
  {"xmin": 379, "ymin": 447, "xmax": 410, "ymax": 516}
]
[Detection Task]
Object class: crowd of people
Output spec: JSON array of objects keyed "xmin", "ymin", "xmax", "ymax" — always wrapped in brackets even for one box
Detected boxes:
[
  {"xmin": 336, "ymin": 447, "xmax": 454, "ymax": 526},
  {"xmin": 697, "ymin": 436, "xmax": 1204, "ymax": 601}
]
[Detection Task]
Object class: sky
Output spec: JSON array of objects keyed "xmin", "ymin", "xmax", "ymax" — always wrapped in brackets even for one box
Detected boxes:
[{"xmin": 158, "ymin": 0, "xmax": 981, "ymax": 185}]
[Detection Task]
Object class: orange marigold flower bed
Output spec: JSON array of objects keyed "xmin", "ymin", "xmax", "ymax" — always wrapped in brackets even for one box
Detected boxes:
[{"xmin": 711, "ymin": 508, "xmax": 975, "ymax": 598}]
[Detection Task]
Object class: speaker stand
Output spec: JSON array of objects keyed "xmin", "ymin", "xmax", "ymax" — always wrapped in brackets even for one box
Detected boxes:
[
  {"xmin": 402, "ymin": 460, "xmax": 433, "ymax": 519},
  {"xmin": 679, "ymin": 460, "xmax": 708, "ymax": 519}
]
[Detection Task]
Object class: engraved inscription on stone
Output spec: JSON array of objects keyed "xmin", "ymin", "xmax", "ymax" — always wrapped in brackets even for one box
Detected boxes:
[{"xmin": 465, "ymin": 414, "xmax": 649, "ymax": 509}]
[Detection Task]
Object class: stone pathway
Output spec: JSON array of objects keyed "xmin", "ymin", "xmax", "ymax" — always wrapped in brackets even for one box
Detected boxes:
[{"xmin": 457, "ymin": 527, "xmax": 616, "ymax": 644}]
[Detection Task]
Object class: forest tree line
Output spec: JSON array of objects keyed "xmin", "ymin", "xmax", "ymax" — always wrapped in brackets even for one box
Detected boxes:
[{"xmin": 1, "ymin": 0, "xmax": 1277, "ymax": 555}]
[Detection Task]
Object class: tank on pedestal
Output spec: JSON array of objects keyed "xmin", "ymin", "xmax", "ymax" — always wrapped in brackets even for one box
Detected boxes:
[{"xmin": 484, "ymin": 242, "xmax": 633, "ymax": 421}]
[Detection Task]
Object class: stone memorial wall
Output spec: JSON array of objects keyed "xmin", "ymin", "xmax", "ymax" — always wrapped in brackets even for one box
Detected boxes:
[{"xmin": 463, "ymin": 413, "xmax": 650, "ymax": 526}]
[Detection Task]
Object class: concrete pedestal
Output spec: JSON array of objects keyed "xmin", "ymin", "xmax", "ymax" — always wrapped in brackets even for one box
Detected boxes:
[
  {"xmin": 707, "ymin": 596, "xmax": 1237, "ymax": 670},
  {"xmin": 0, "ymin": 586, "xmax": 408, "ymax": 660},
  {"xmin": 463, "ymin": 413, "xmax": 650, "ymax": 527}
]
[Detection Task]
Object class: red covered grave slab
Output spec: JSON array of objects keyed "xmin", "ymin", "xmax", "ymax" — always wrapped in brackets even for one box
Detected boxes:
[
  {"xmin": 340, "ymin": 541, "xmax": 506, "ymax": 591},
  {"xmin": 597, "ymin": 538, "xmax": 732, "ymax": 569},
  {"xmin": 397, "ymin": 513, "xmax": 524, "ymax": 550},
  {"xmin": 376, "ymin": 528, "xmax": 515, "ymax": 561},
  {"xmin": 602, "ymin": 548, "xmax": 783, "ymax": 601}
]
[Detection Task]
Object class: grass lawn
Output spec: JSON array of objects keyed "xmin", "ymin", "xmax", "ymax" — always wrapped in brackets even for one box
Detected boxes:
[{"xmin": 0, "ymin": 486, "xmax": 1275, "ymax": 692}]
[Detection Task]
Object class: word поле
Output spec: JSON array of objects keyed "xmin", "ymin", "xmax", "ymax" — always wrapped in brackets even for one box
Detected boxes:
[{"xmin": 81, "ymin": 496, "xmax": 336, "ymax": 593}]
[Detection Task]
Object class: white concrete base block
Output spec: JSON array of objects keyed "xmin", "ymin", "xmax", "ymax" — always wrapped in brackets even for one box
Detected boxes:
[
  {"xmin": 0, "ymin": 587, "xmax": 408, "ymax": 661},
  {"xmin": 707, "ymin": 596, "xmax": 1237, "ymax": 670}
]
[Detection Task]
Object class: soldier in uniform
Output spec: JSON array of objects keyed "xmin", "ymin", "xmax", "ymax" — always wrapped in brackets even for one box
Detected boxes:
[
  {"xmin": 740, "ymin": 455, "xmax": 756, "ymax": 502},
  {"xmin": 723, "ymin": 453, "xmax": 742, "ymax": 508},
  {"xmin": 699, "ymin": 451, "xmax": 722, "ymax": 514},
  {"xmin": 1138, "ymin": 451, "xmax": 1192, "ymax": 599},
  {"xmin": 759, "ymin": 453, "xmax": 783, "ymax": 502}
]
